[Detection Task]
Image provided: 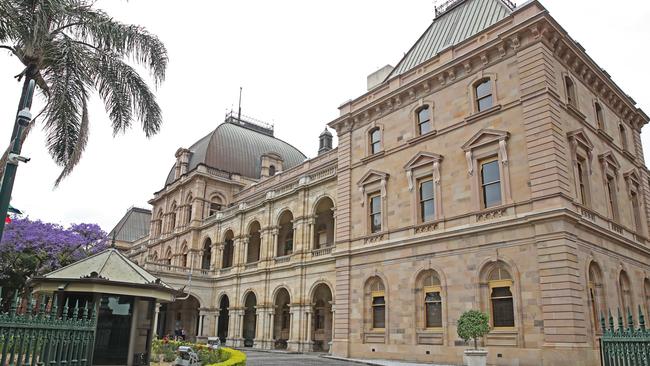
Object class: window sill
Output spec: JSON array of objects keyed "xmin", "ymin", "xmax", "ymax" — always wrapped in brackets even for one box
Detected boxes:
[
  {"xmin": 363, "ymin": 231, "xmax": 387, "ymax": 244},
  {"xmin": 464, "ymin": 104, "xmax": 502, "ymax": 124},
  {"xmin": 474, "ymin": 204, "xmax": 512, "ymax": 222},
  {"xmin": 407, "ymin": 130, "xmax": 438, "ymax": 145},
  {"xmin": 360, "ymin": 150, "xmax": 385, "ymax": 164},
  {"xmin": 597, "ymin": 128, "xmax": 614, "ymax": 143},
  {"xmin": 566, "ymin": 103, "xmax": 586, "ymax": 121},
  {"xmin": 413, "ymin": 220, "xmax": 441, "ymax": 234}
]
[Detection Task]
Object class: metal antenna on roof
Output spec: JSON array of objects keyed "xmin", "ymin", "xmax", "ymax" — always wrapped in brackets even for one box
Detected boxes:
[{"xmin": 238, "ymin": 87, "xmax": 242, "ymax": 122}]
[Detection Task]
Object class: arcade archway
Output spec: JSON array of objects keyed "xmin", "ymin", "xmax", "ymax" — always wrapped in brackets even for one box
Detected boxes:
[
  {"xmin": 242, "ymin": 292, "xmax": 257, "ymax": 347},
  {"xmin": 217, "ymin": 295, "xmax": 229, "ymax": 344},
  {"xmin": 157, "ymin": 295, "xmax": 201, "ymax": 341},
  {"xmin": 311, "ymin": 283, "xmax": 333, "ymax": 352}
]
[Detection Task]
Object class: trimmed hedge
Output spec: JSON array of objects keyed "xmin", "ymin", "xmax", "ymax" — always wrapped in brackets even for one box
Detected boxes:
[
  {"xmin": 207, "ymin": 348, "xmax": 246, "ymax": 366},
  {"xmin": 151, "ymin": 339, "xmax": 246, "ymax": 366}
]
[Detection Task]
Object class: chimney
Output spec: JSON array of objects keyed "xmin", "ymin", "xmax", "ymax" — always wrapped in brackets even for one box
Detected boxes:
[
  {"xmin": 318, "ymin": 128, "xmax": 333, "ymax": 155},
  {"xmin": 174, "ymin": 148, "xmax": 191, "ymax": 178},
  {"xmin": 367, "ymin": 65, "xmax": 394, "ymax": 91}
]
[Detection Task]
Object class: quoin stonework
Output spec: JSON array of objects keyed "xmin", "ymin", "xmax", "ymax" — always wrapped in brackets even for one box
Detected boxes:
[{"xmin": 114, "ymin": 0, "xmax": 650, "ymax": 365}]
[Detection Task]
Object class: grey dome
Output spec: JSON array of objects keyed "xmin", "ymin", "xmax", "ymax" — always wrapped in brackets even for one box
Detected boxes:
[{"xmin": 165, "ymin": 119, "xmax": 307, "ymax": 185}]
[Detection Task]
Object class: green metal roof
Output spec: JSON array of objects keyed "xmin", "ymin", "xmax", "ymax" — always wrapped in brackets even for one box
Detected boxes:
[
  {"xmin": 109, "ymin": 207, "xmax": 151, "ymax": 243},
  {"xmin": 388, "ymin": 0, "xmax": 514, "ymax": 79}
]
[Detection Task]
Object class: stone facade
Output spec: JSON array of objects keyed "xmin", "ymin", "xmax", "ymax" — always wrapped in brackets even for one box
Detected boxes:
[{"xmin": 123, "ymin": 1, "xmax": 650, "ymax": 365}]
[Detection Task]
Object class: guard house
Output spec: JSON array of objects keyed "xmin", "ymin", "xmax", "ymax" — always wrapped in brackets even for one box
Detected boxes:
[{"xmin": 29, "ymin": 249, "xmax": 176, "ymax": 366}]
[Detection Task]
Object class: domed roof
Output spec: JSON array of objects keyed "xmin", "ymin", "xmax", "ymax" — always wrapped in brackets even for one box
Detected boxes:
[{"xmin": 165, "ymin": 117, "xmax": 307, "ymax": 185}]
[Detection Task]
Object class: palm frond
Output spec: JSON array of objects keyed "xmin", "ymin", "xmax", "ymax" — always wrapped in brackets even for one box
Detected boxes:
[
  {"xmin": 62, "ymin": 6, "xmax": 168, "ymax": 85},
  {"xmin": 93, "ymin": 53, "xmax": 161, "ymax": 137},
  {"xmin": 54, "ymin": 97, "xmax": 88, "ymax": 186},
  {"xmin": 42, "ymin": 37, "xmax": 92, "ymax": 169}
]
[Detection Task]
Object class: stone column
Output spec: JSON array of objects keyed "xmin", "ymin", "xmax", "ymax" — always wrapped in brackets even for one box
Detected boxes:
[
  {"xmin": 267, "ymin": 310, "xmax": 275, "ymax": 350},
  {"xmin": 308, "ymin": 217, "xmax": 315, "ymax": 252},
  {"xmin": 152, "ymin": 303, "xmax": 161, "ymax": 337},
  {"xmin": 272, "ymin": 229, "xmax": 279, "ymax": 259},
  {"xmin": 287, "ymin": 305, "xmax": 300, "ymax": 352},
  {"xmin": 198, "ymin": 312, "xmax": 205, "ymax": 337},
  {"xmin": 243, "ymin": 237, "xmax": 250, "ymax": 265},
  {"xmin": 254, "ymin": 308, "xmax": 261, "ymax": 348},
  {"xmin": 305, "ymin": 308, "xmax": 313, "ymax": 352},
  {"xmin": 226, "ymin": 308, "xmax": 236, "ymax": 346}
]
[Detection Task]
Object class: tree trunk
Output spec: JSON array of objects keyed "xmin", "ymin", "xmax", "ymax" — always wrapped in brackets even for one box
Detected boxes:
[{"xmin": 474, "ymin": 337, "xmax": 478, "ymax": 350}]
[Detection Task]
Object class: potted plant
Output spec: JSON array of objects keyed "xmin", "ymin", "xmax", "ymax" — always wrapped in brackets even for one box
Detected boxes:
[{"xmin": 457, "ymin": 310, "xmax": 490, "ymax": 366}]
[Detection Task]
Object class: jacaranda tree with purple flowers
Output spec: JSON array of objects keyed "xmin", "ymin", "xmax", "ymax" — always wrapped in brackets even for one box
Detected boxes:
[{"xmin": 0, "ymin": 217, "xmax": 108, "ymax": 303}]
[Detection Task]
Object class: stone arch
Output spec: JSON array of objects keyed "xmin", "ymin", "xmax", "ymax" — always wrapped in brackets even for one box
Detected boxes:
[
  {"xmin": 477, "ymin": 257, "xmax": 520, "ymax": 330},
  {"xmin": 180, "ymin": 241, "xmax": 189, "ymax": 268},
  {"xmin": 201, "ymin": 237, "xmax": 212, "ymax": 270},
  {"xmin": 467, "ymin": 71, "xmax": 499, "ymax": 113},
  {"xmin": 310, "ymin": 282, "xmax": 334, "ymax": 351},
  {"xmin": 413, "ymin": 266, "xmax": 446, "ymax": 333},
  {"xmin": 308, "ymin": 279, "xmax": 336, "ymax": 302},
  {"xmin": 246, "ymin": 220, "xmax": 261, "ymax": 263},
  {"xmin": 312, "ymin": 197, "xmax": 335, "ymax": 250},
  {"xmin": 587, "ymin": 259, "xmax": 606, "ymax": 334},
  {"xmin": 240, "ymin": 288, "xmax": 260, "ymax": 307},
  {"xmin": 242, "ymin": 291, "xmax": 257, "ymax": 347},
  {"xmin": 618, "ymin": 269, "xmax": 633, "ymax": 319},
  {"xmin": 217, "ymin": 293, "xmax": 230, "ymax": 343},
  {"xmin": 157, "ymin": 293, "xmax": 202, "ymax": 341},
  {"xmin": 363, "ymin": 274, "xmax": 388, "ymax": 337},
  {"xmin": 272, "ymin": 287, "xmax": 292, "ymax": 349},
  {"xmin": 222, "ymin": 230, "xmax": 235, "ymax": 269},
  {"xmin": 277, "ymin": 210, "xmax": 294, "ymax": 257},
  {"xmin": 164, "ymin": 246, "xmax": 173, "ymax": 266}
]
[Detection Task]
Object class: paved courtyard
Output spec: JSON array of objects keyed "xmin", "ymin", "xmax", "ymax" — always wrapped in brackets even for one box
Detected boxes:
[{"xmin": 244, "ymin": 350, "xmax": 359, "ymax": 366}]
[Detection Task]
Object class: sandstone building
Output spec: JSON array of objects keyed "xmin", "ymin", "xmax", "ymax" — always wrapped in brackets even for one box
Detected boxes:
[{"xmin": 119, "ymin": 0, "xmax": 650, "ymax": 364}]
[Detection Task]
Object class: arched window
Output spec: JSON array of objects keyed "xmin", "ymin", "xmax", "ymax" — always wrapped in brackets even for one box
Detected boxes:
[
  {"xmin": 475, "ymin": 79, "xmax": 493, "ymax": 112},
  {"xmin": 222, "ymin": 231, "xmax": 234, "ymax": 268},
  {"xmin": 369, "ymin": 128, "xmax": 381, "ymax": 155},
  {"xmin": 165, "ymin": 248, "xmax": 172, "ymax": 266},
  {"xmin": 417, "ymin": 270, "xmax": 442, "ymax": 329},
  {"xmin": 488, "ymin": 265, "xmax": 514, "ymax": 328},
  {"xmin": 169, "ymin": 202, "xmax": 177, "ymax": 231},
  {"xmin": 247, "ymin": 221, "xmax": 261, "ymax": 263},
  {"xmin": 619, "ymin": 271, "xmax": 632, "ymax": 318},
  {"xmin": 185, "ymin": 194, "xmax": 193, "ymax": 225},
  {"xmin": 209, "ymin": 196, "xmax": 223, "ymax": 217},
  {"xmin": 201, "ymin": 239, "xmax": 212, "ymax": 270},
  {"xmin": 180, "ymin": 243, "xmax": 188, "ymax": 267},
  {"xmin": 313, "ymin": 197, "xmax": 334, "ymax": 250},
  {"xmin": 269, "ymin": 165, "xmax": 276, "ymax": 176},
  {"xmin": 565, "ymin": 76, "xmax": 576, "ymax": 107},
  {"xmin": 595, "ymin": 102, "xmax": 604, "ymax": 130},
  {"xmin": 154, "ymin": 210, "xmax": 163, "ymax": 237},
  {"xmin": 619, "ymin": 124, "xmax": 628, "ymax": 151},
  {"xmin": 366, "ymin": 277, "xmax": 386, "ymax": 330},
  {"xmin": 277, "ymin": 211, "xmax": 294, "ymax": 257},
  {"xmin": 151, "ymin": 251, "xmax": 158, "ymax": 262},
  {"xmin": 417, "ymin": 106, "xmax": 432, "ymax": 135},
  {"xmin": 588, "ymin": 262, "xmax": 606, "ymax": 333}
]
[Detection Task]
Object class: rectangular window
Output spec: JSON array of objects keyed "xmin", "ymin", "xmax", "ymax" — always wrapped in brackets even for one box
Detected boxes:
[
  {"xmin": 370, "ymin": 194, "xmax": 382, "ymax": 233},
  {"xmin": 577, "ymin": 158, "xmax": 588, "ymax": 205},
  {"xmin": 370, "ymin": 129, "xmax": 381, "ymax": 154},
  {"xmin": 418, "ymin": 107, "xmax": 432, "ymax": 135},
  {"xmin": 476, "ymin": 80, "xmax": 493, "ymax": 112},
  {"xmin": 480, "ymin": 158, "xmax": 502, "ymax": 208},
  {"xmin": 424, "ymin": 286, "xmax": 442, "ymax": 328},
  {"xmin": 490, "ymin": 285, "xmax": 514, "ymax": 328},
  {"xmin": 419, "ymin": 179, "xmax": 435, "ymax": 222},
  {"xmin": 606, "ymin": 175, "xmax": 618, "ymax": 221},
  {"xmin": 372, "ymin": 292, "xmax": 385, "ymax": 329}
]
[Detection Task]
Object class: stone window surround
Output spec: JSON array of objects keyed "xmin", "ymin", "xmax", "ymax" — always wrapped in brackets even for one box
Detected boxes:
[
  {"xmin": 478, "ymin": 259, "xmax": 521, "ymax": 346},
  {"xmin": 461, "ymin": 129, "xmax": 512, "ymax": 211},
  {"xmin": 363, "ymin": 276, "xmax": 388, "ymax": 344},
  {"xmin": 567, "ymin": 129, "xmax": 594, "ymax": 207},
  {"xmin": 357, "ymin": 170, "xmax": 389, "ymax": 236},
  {"xmin": 586, "ymin": 260, "xmax": 606, "ymax": 336},
  {"xmin": 413, "ymin": 267, "xmax": 446, "ymax": 343},
  {"xmin": 468, "ymin": 72, "xmax": 499, "ymax": 115},
  {"xmin": 623, "ymin": 169, "xmax": 645, "ymax": 235},
  {"xmin": 404, "ymin": 152, "xmax": 444, "ymax": 225},
  {"xmin": 410, "ymin": 99, "xmax": 435, "ymax": 137},
  {"xmin": 599, "ymin": 151, "xmax": 621, "ymax": 222},
  {"xmin": 364, "ymin": 121, "xmax": 384, "ymax": 157},
  {"xmin": 562, "ymin": 72, "xmax": 579, "ymax": 109},
  {"xmin": 593, "ymin": 98, "xmax": 606, "ymax": 131},
  {"xmin": 618, "ymin": 269, "xmax": 633, "ymax": 321}
]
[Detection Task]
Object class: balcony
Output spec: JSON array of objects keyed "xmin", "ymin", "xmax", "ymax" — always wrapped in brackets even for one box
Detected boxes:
[
  {"xmin": 311, "ymin": 246, "xmax": 333, "ymax": 257},
  {"xmin": 143, "ymin": 262, "xmax": 213, "ymax": 277}
]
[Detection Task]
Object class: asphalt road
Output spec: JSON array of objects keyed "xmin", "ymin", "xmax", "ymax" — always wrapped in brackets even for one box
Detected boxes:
[{"xmin": 244, "ymin": 350, "xmax": 361, "ymax": 366}]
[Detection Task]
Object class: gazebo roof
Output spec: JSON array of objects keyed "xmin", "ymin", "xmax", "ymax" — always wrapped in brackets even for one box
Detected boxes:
[{"xmin": 30, "ymin": 248, "xmax": 176, "ymax": 302}]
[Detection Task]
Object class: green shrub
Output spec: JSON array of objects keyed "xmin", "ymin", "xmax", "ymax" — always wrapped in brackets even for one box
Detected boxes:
[
  {"xmin": 151, "ymin": 339, "xmax": 246, "ymax": 366},
  {"xmin": 457, "ymin": 310, "xmax": 490, "ymax": 350},
  {"xmin": 206, "ymin": 347, "xmax": 246, "ymax": 366}
]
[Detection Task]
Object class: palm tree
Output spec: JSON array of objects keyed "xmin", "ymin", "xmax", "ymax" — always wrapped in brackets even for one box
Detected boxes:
[{"xmin": 0, "ymin": 0, "xmax": 167, "ymax": 185}]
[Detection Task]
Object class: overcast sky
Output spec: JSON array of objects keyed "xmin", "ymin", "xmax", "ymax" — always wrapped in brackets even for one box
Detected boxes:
[{"xmin": 0, "ymin": 0, "xmax": 648, "ymax": 232}]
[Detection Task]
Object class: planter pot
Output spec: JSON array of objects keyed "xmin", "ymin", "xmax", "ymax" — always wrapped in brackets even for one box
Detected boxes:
[{"xmin": 464, "ymin": 349, "xmax": 488, "ymax": 366}]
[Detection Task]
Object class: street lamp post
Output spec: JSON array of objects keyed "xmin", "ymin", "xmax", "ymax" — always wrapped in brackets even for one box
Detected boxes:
[{"xmin": 0, "ymin": 79, "xmax": 35, "ymax": 240}]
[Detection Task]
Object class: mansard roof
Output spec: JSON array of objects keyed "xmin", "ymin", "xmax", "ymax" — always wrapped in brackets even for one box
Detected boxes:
[
  {"xmin": 165, "ymin": 116, "xmax": 307, "ymax": 186},
  {"xmin": 387, "ymin": 0, "xmax": 515, "ymax": 79}
]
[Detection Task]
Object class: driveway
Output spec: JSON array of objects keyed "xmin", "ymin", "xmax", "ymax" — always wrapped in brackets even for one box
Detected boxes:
[{"xmin": 244, "ymin": 350, "xmax": 361, "ymax": 366}]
